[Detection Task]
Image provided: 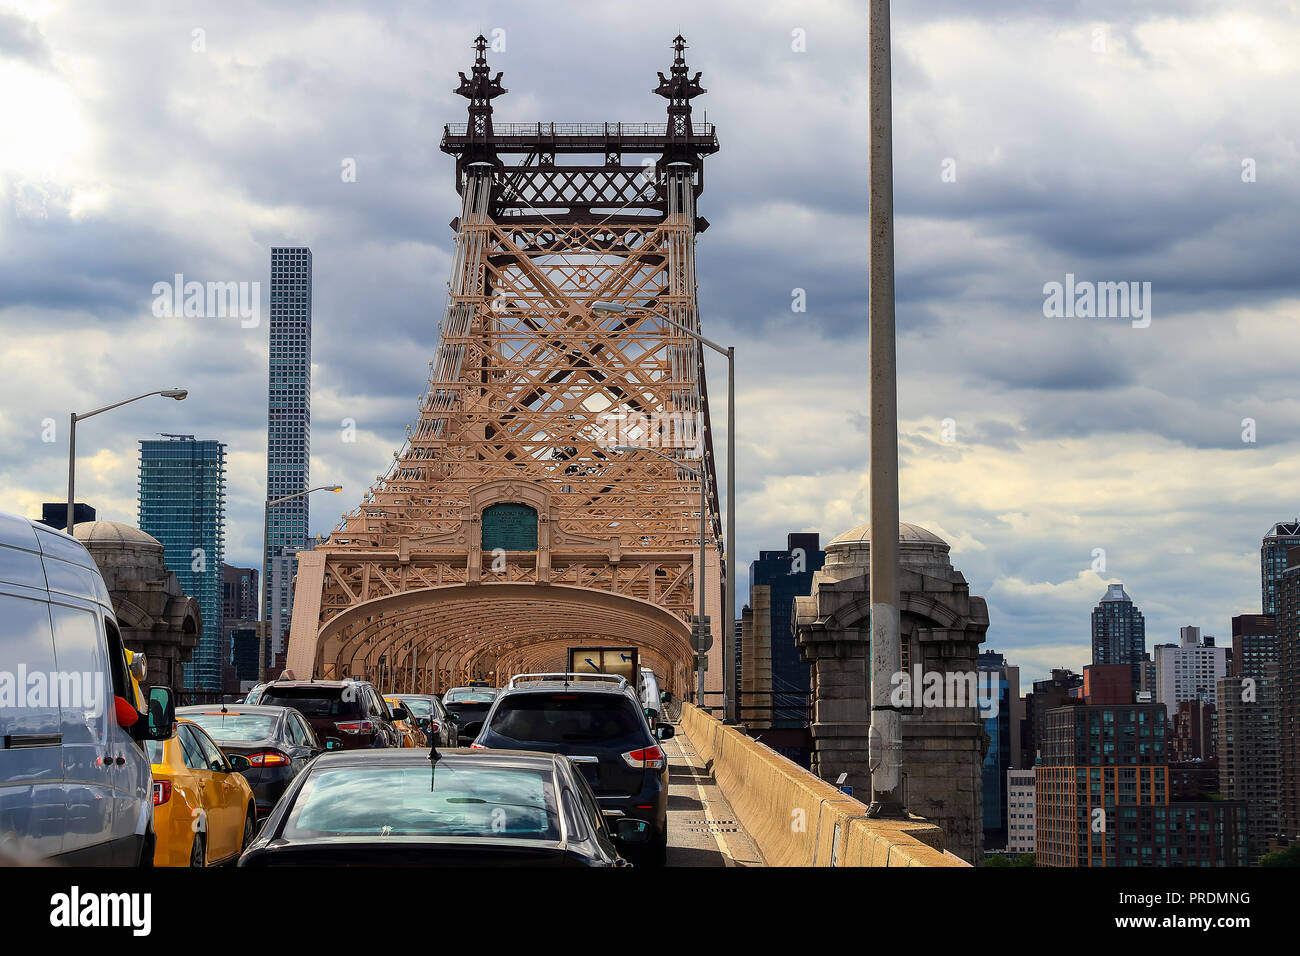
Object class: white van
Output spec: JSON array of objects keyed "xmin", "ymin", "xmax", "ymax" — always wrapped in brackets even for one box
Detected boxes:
[{"xmin": 0, "ymin": 510, "xmax": 175, "ymax": 865}]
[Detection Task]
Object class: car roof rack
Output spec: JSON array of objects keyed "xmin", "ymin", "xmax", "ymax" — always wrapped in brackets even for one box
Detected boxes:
[{"xmin": 507, "ymin": 672, "xmax": 628, "ymax": 690}]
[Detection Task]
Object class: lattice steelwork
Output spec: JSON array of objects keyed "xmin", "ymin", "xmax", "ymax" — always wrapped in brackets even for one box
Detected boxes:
[{"xmin": 286, "ymin": 36, "xmax": 722, "ymax": 695}]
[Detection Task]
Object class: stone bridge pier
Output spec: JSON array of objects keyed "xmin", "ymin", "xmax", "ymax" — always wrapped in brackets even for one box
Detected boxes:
[{"xmin": 794, "ymin": 522, "xmax": 989, "ymax": 863}]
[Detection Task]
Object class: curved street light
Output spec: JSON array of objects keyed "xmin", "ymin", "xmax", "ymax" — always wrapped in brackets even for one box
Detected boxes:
[
  {"xmin": 66, "ymin": 389, "xmax": 189, "ymax": 533},
  {"xmin": 598, "ymin": 301, "xmax": 736, "ymax": 722}
]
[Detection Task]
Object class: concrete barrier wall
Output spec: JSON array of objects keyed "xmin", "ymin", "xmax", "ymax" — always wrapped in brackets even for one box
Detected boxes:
[{"xmin": 678, "ymin": 704, "xmax": 969, "ymax": 867}]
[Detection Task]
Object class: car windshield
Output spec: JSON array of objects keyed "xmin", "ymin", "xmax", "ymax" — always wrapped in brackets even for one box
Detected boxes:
[
  {"xmin": 392, "ymin": 697, "xmax": 431, "ymax": 717},
  {"xmin": 444, "ymin": 689, "xmax": 497, "ymax": 705},
  {"xmin": 487, "ymin": 693, "xmax": 644, "ymax": 744},
  {"xmin": 182, "ymin": 712, "xmax": 278, "ymax": 741},
  {"xmin": 258, "ymin": 688, "xmax": 362, "ymax": 718},
  {"xmin": 283, "ymin": 765, "xmax": 560, "ymax": 839}
]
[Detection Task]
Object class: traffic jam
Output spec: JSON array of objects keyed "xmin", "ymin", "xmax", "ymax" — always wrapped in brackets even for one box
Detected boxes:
[{"xmin": 0, "ymin": 513, "xmax": 675, "ymax": 867}]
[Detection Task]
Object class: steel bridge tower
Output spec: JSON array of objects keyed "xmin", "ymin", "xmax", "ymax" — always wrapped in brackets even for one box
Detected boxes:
[{"xmin": 286, "ymin": 36, "xmax": 722, "ymax": 696}]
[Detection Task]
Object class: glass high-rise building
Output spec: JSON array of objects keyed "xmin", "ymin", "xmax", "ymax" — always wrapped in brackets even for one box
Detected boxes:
[
  {"xmin": 265, "ymin": 246, "xmax": 313, "ymax": 656},
  {"xmin": 749, "ymin": 533, "xmax": 825, "ymax": 728},
  {"xmin": 977, "ymin": 650, "xmax": 1021, "ymax": 852},
  {"xmin": 1091, "ymin": 583, "xmax": 1146, "ymax": 688},
  {"xmin": 139, "ymin": 436, "xmax": 227, "ymax": 691},
  {"xmin": 1260, "ymin": 521, "xmax": 1300, "ymax": 616}
]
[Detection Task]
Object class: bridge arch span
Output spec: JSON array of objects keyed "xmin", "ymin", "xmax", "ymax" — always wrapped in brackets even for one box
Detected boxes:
[{"xmin": 291, "ymin": 581, "xmax": 692, "ymax": 695}]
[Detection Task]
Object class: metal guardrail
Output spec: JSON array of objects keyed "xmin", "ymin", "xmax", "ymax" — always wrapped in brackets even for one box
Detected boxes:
[
  {"xmin": 699, "ymin": 689, "xmax": 813, "ymax": 719},
  {"xmin": 444, "ymin": 122, "xmax": 717, "ymax": 138}
]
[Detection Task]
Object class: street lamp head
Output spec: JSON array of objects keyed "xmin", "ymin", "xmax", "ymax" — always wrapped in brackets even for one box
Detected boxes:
[
  {"xmin": 591, "ymin": 301, "xmax": 626, "ymax": 314},
  {"xmin": 325, "ymin": 485, "xmax": 342, "ymax": 493},
  {"xmin": 611, "ymin": 444, "xmax": 639, "ymax": 454},
  {"xmin": 161, "ymin": 389, "xmax": 188, "ymax": 400}
]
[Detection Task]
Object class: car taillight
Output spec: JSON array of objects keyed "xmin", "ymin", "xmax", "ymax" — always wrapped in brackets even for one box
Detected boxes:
[
  {"xmin": 335, "ymin": 720, "xmax": 374, "ymax": 735},
  {"xmin": 469, "ymin": 742, "xmax": 486, "ymax": 749},
  {"xmin": 622, "ymin": 745, "xmax": 665, "ymax": 770},
  {"xmin": 428, "ymin": 721, "xmax": 440, "ymax": 733},
  {"xmin": 152, "ymin": 781, "xmax": 172, "ymax": 806},
  {"xmin": 246, "ymin": 751, "xmax": 291, "ymax": 767}
]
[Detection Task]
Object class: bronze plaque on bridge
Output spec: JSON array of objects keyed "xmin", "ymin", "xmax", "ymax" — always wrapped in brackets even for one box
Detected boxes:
[{"xmin": 481, "ymin": 502, "xmax": 539, "ymax": 551}]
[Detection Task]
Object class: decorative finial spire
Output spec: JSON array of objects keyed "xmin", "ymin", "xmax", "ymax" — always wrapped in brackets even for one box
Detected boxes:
[
  {"xmin": 455, "ymin": 34, "xmax": 506, "ymax": 138},
  {"xmin": 654, "ymin": 34, "xmax": 705, "ymax": 139}
]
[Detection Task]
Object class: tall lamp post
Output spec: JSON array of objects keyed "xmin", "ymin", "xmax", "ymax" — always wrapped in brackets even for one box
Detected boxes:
[
  {"xmin": 612, "ymin": 444, "xmax": 707, "ymax": 707},
  {"xmin": 261, "ymin": 484, "xmax": 342, "ymax": 680},
  {"xmin": 66, "ymin": 388, "xmax": 189, "ymax": 533},
  {"xmin": 595, "ymin": 300, "xmax": 737, "ymax": 724},
  {"xmin": 867, "ymin": 0, "xmax": 905, "ymax": 818}
]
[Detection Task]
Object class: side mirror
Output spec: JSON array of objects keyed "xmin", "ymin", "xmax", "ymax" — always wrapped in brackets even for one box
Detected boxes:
[
  {"xmin": 391, "ymin": 704, "xmax": 410, "ymax": 722},
  {"xmin": 324, "ymin": 737, "xmax": 343, "ymax": 751},
  {"xmin": 614, "ymin": 818, "xmax": 651, "ymax": 845},
  {"xmin": 656, "ymin": 725, "xmax": 675, "ymax": 740},
  {"xmin": 450, "ymin": 713, "xmax": 460, "ymax": 721},
  {"xmin": 144, "ymin": 686, "xmax": 176, "ymax": 741},
  {"xmin": 227, "ymin": 754, "xmax": 252, "ymax": 772}
]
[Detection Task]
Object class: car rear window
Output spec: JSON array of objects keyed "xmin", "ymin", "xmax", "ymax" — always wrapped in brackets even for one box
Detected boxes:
[
  {"xmin": 283, "ymin": 766, "xmax": 560, "ymax": 840},
  {"xmin": 183, "ymin": 712, "xmax": 278, "ymax": 741},
  {"xmin": 487, "ymin": 693, "xmax": 644, "ymax": 744},
  {"xmin": 259, "ymin": 688, "xmax": 363, "ymax": 718},
  {"xmin": 444, "ymin": 690, "xmax": 497, "ymax": 705},
  {"xmin": 391, "ymin": 697, "xmax": 431, "ymax": 717}
]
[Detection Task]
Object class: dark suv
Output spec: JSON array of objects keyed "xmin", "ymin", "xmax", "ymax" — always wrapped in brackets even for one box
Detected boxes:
[
  {"xmin": 248, "ymin": 679, "xmax": 407, "ymax": 751},
  {"xmin": 474, "ymin": 674, "xmax": 673, "ymax": 865}
]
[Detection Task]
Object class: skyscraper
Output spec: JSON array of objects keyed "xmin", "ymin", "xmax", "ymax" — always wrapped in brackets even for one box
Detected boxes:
[
  {"xmin": 1035, "ymin": 703, "xmax": 1247, "ymax": 867},
  {"xmin": 1091, "ymin": 583, "xmax": 1146, "ymax": 687},
  {"xmin": 1020, "ymin": 668, "xmax": 1082, "ymax": 768},
  {"xmin": 138, "ymin": 436, "xmax": 226, "ymax": 691},
  {"xmin": 1277, "ymin": 547, "xmax": 1300, "ymax": 840},
  {"xmin": 222, "ymin": 563, "xmax": 258, "ymax": 627},
  {"xmin": 1260, "ymin": 521, "xmax": 1300, "ymax": 616},
  {"xmin": 1231, "ymin": 613, "xmax": 1278, "ymax": 679},
  {"xmin": 977, "ymin": 650, "xmax": 1021, "ymax": 852},
  {"xmin": 265, "ymin": 246, "xmax": 313, "ymax": 655},
  {"xmin": 1153, "ymin": 626, "xmax": 1228, "ymax": 709},
  {"xmin": 741, "ymin": 532, "xmax": 825, "ymax": 765},
  {"xmin": 1006, "ymin": 768, "xmax": 1036, "ymax": 855},
  {"xmin": 1218, "ymin": 664, "xmax": 1281, "ymax": 859}
]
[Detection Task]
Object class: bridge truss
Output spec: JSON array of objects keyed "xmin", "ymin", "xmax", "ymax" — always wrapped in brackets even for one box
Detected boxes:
[{"xmin": 286, "ymin": 36, "xmax": 723, "ymax": 695}]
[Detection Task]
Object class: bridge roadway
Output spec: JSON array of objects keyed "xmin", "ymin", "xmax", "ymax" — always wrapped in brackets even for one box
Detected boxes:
[{"xmin": 662, "ymin": 713, "xmax": 764, "ymax": 867}]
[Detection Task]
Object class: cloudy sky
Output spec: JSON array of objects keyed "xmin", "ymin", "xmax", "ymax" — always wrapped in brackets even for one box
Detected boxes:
[{"xmin": 2, "ymin": 0, "xmax": 1298, "ymax": 683}]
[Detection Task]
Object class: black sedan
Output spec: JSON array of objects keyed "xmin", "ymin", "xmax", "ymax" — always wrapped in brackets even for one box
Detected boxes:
[
  {"xmin": 386, "ymin": 694, "xmax": 458, "ymax": 747},
  {"xmin": 440, "ymin": 686, "xmax": 500, "ymax": 741},
  {"xmin": 238, "ymin": 749, "xmax": 647, "ymax": 866},
  {"xmin": 176, "ymin": 704, "xmax": 340, "ymax": 819}
]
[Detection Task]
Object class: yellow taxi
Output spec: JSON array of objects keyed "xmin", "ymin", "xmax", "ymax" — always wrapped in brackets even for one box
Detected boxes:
[
  {"xmin": 384, "ymin": 696, "xmax": 428, "ymax": 748},
  {"xmin": 125, "ymin": 648, "xmax": 147, "ymax": 710},
  {"xmin": 146, "ymin": 717, "xmax": 258, "ymax": 866}
]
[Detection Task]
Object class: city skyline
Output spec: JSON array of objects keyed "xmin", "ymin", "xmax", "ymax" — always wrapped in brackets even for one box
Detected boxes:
[{"xmin": 4, "ymin": 2, "xmax": 1300, "ymax": 687}]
